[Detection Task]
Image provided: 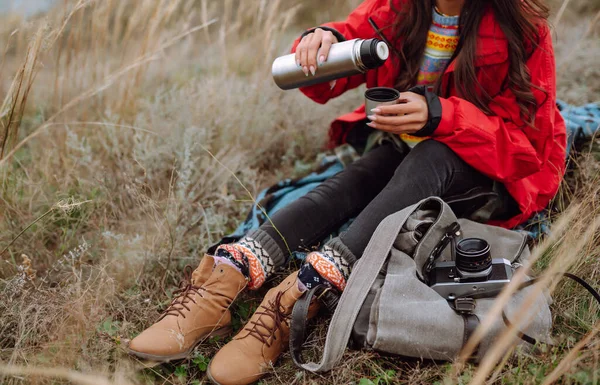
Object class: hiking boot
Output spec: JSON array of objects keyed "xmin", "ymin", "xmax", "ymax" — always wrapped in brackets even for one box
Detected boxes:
[
  {"xmin": 207, "ymin": 271, "xmax": 319, "ymax": 385},
  {"xmin": 127, "ymin": 256, "xmax": 247, "ymax": 362}
]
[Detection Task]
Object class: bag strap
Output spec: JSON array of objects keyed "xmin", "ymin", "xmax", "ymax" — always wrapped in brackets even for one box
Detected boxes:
[
  {"xmin": 462, "ymin": 314, "xmax": 481, "ymax": 348},
  {"xmin": 290, "ymin": 286, "xmax": 341, "ymax": 366},
  {"xmin": 291, "ymin": 197, "xmax": 447, "ymax": 373},
  {"xmin": 449, "ymin": 297, "xmax": 481, "ymax": 354},
  {"xmin": 290, "ymin": 285, "xmax": 327, "ymax": 366}
]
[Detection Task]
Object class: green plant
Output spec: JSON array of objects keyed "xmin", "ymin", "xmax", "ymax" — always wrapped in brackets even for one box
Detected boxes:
[
  {"xmin": 192, "ymin": 354, "xmax": 210, "ymax": 372},
  {"xmin": 97, "ymin": 317, "xmax": 120, "ymax": 337},
  {"xmin": 174, "ymin": 365, "xmax": 188, "ymax": 382}
]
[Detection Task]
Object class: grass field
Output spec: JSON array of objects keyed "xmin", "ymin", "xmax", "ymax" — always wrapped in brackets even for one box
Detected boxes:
[{"xmin": 0, "ymin": 0, "xmax": 599, "ymax": 384}]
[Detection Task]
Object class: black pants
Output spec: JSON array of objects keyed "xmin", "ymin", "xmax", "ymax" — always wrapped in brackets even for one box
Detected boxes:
[{"xmin": 250, "ymin": 140, "xmax": 495, "ymax": 267}]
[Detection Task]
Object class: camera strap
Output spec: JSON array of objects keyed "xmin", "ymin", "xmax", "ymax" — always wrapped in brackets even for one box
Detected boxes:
[
  {"xmin": 424, "ymin": 221, "xmax": 461, "ymax": 279},
  {"xmin": 501, "ymin": 272, "xmax": 600, "ymax": 346}
]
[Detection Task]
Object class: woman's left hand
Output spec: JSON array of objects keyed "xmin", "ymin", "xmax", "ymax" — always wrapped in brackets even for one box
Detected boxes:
[{"xmin": 367, "ymin": 92, "xmax": 429, "ymax": 135}]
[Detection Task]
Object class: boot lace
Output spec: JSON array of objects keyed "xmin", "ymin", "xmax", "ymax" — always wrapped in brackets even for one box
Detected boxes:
[
  {"xmin": 246, "ymin": 291, "xmax": 288, "ymax": 348},
  {"xmin": 158, "ymin": 265, "xmax": 205, "ymax": 320}
]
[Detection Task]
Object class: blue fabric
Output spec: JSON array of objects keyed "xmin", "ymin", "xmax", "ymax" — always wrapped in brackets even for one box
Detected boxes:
[
  {"xmin": 557, "ymin": 100, "xmax": 600, "ymax": 157},
  {"xmin": 220, "ymin": 101, "xmax": 600, "ymax": 252}
]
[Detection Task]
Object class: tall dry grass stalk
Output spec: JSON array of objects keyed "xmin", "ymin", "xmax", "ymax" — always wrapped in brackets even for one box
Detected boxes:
[
  {"xmin": 0, "ymin": 21, "xmax": 45, "ymax": 159},
  {"xmin": 0, "ymin": 1, "xmax": 362, "ymax": 383}
]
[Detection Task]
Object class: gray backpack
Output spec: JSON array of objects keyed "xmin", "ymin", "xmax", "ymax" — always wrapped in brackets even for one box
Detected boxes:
[{"xmin": 290, "ymin": 197, "xmax": 553, "ymax": 372}]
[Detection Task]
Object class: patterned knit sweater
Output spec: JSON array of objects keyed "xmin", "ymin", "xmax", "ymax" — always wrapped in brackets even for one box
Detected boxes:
[{"xmin": 400, "ymin": 7, "xmax": 459, "ymax": 148}]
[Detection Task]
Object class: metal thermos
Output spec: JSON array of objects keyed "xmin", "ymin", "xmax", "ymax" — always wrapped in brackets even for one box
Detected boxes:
[{"xmin": 272, "ymin": 38, "xmax": 389, "ymax": 90}]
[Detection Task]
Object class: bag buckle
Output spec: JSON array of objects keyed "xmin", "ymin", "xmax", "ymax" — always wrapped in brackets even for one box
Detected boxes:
[
  {"xmin": 316, "ymin": 287, "xmax": 331, "ymax": 300},
  {"xmin": 454, "ymin": 297, "xmax": 476, "ymax": 314},
  {"xmin": 315, "ymin": 286, "xmax": 340, "ymax": 314}
]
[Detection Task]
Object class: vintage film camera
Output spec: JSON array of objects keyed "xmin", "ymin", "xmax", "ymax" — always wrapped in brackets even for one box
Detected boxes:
[{"xmin": 428, "ymin": 238, "xmax": 512, "ymax": 300}]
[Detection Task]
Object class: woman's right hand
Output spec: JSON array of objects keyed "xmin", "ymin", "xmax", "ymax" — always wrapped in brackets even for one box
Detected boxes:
[{"xmin": 295, "ymin": 28, "xmax": 339, "ymax": 76}]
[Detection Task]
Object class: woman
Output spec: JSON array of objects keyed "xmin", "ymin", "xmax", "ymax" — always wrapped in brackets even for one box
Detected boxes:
[{"xmin": 128, "ymin": 1, "xmax": 566, "ymax": 384}]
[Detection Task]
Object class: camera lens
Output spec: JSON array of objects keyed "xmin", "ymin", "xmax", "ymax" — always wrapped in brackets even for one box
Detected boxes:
[{"xmin": 455, "ymin": 238, "xmax": 492, "ymax": 278}]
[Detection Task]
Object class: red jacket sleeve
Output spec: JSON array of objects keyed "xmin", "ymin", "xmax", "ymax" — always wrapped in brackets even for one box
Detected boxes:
[
  {"xmin": 290, "ymin": 0, "xmax": 391, "ymax": 104},
  {"xmin": 433, "ymin": 26, "xmax": 562, "ymax": 183}
]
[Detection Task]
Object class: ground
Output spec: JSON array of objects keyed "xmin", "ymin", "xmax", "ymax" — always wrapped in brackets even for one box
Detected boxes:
[{"xmin": 0, "ymin": 1, "xmax": 599, "ymax": 384}]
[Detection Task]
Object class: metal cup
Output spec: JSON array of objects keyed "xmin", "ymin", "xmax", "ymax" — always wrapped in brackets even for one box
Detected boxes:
[{"xmin": 365, "ymin": 87, "xmax": 400, "ymax": 118}]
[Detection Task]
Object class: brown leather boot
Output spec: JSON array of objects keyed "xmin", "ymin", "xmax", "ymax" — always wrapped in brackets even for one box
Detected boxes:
[
  {"xmin": 207, "ymin": 271, "xmax": 319, "ymax": 385},
  {"xmin": 127, "ymin": 256, "xmax": 247, "ymax": 362}
]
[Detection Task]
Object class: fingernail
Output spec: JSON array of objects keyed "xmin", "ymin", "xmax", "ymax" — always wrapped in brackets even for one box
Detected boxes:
[
  {"xmin": 366, "ymin": 122, "xmax": 375, "ymax": 127},
  {"xmin": 296, "ymin": 59, "xmax": 301, "ymax": 67},
  {"xmin": 319, "ymin": 55, "xmax": 325, "ymax": 64},
  {"xmin": 367, "ymin": 115, "xmax": 377, "ymax": 121},
  {"xmin": 309, "ymin": 66, "xmax": 316, "ymax": 76},
  {"xmin": 303, "ymin": 66, "xmax": 309, "ymax": 76},
  {"xmin": 371, "ymin": 108, "xmax": 381, "ymax": 114}
]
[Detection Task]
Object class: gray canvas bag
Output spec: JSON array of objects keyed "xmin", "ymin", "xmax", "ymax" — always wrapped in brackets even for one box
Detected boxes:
[{"xmin": 290, "ymin": 197, "xmax": 552, "ymax": 373}]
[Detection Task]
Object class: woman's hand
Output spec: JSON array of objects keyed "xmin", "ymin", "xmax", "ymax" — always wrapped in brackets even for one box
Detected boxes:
[
  {"xmin": 367, "ymin": 92, "xmax": 429, "ymax": 135},
  {"xmin": 295, "ymin": 28, "xmax": 339, "ymax": 76}
]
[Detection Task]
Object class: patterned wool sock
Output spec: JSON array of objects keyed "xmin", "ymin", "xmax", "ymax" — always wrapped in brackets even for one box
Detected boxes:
[
  {"xmin": 304, "ymin": 246, "xmax": 352, "ymax": 292},
  {"xmin": 298, "ymin": 262, "xmax": 332, "ymax": 291},
  {"xmin": 215, "ymin": 236, "xmax": 275, "ymax": 290}
]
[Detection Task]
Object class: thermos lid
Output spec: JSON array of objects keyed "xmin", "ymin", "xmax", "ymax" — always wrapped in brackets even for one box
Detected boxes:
[{"xmin": 359, "ymin": 39, "xmax": 390, "ymax": 69}]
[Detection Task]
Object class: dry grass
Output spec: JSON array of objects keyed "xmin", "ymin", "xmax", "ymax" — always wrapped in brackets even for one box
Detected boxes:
[{"xmin": 0, "ymin": 0, "xmax": 599, "ymax": 384}]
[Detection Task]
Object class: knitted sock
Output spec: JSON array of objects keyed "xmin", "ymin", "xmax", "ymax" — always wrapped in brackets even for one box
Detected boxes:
[
  {"xmin": 215, "ymin": 236, "xmax": 276, "ymax": 290},
  {"xmin": 301, "ymin": 238, "xmax": 356, "ymax": 292},
  {"xmin": 214, "ymin": 245, "xmax": 249, "ymax": 275},
  {"xmin": 297, "ymin": 262, "xmax": 332, "ymax": 291},
  {"xmin": 300, "ymin": 246, "xmax": 350, "ymax": 291},
  {"xmin": 304, "ymin": 251, "xmax": 347, "ymax": 292}
]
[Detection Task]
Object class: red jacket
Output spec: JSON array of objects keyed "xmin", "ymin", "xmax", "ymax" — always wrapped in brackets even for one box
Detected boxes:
[{"xmin": 291, "ymin": 0, "xmax": 566, "ymax": 229}]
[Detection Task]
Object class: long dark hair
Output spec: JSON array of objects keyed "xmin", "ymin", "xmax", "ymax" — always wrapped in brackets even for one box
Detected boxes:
[{"xmin": 391, "ymin": 0, "xmax": 550, "ymax": 125}]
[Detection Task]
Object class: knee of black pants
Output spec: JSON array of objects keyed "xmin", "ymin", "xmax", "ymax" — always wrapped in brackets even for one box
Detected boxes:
[
  {"xmin": 401, "ymin": 139, "xmax": 464, "ymax": 170},
  {"xmin": 399, "ymin": 139, "xmax": 492, "ymax": 197},
  {"xmin": 402, "ymin": 140, "xmax": 458, "ymax": 167},
  {"xmin": 390, "ymin": 140, "xmax": 469, "ymax": 194}
]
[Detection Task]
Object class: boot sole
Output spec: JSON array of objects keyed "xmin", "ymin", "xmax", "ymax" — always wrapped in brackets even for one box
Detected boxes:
[{"xmin": 126, "ymin": 326, "xmax": 232, "ymax": 363}]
